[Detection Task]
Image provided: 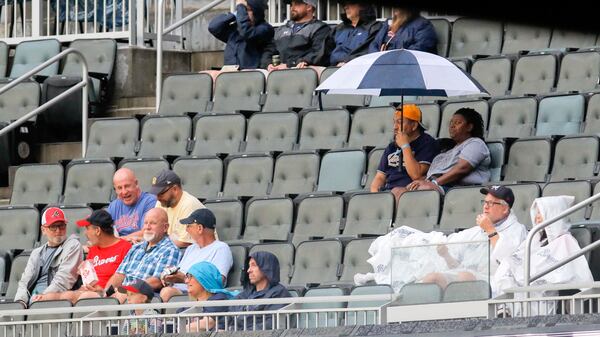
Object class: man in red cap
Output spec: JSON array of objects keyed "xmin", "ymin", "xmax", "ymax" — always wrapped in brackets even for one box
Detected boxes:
[{"xmin": 14, "ymin": 207, "xmax": 84, "ymax": 306}]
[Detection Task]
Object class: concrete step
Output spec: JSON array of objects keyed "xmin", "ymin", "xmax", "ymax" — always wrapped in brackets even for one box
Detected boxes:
[{"xmin": 34, "ymin": 142, "xmax": 83, "ymax": 163}]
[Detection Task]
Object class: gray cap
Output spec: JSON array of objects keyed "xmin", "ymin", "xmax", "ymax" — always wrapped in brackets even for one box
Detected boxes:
[
  {"xmin": 289, "ymin": 0, "xmax": 317, "ymax": 7},
  {"xmin": 149, "ymin": 169, "xmax": 181, "ymax": 195}
]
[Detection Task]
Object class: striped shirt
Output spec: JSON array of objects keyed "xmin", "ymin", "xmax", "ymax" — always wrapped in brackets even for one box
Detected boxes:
[{"xmin": 116, "ymin": 236, "xmax": 180, "ymax": 285}]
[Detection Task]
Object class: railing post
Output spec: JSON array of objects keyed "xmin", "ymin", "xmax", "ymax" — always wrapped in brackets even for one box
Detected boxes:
[
  {"xmin": 156, "ymin": 0, "xmax": 164, "ymax": 113},
  {"xmin": 31, "ymin": 0, "xmax": 43, "ymax": 37},
  {"xmin": 81, "ymin": 56, "xmax": 89, "ymax": 157},
  {"xmin": 136, "ymin": 0, "xmax": 145, "ymax": 47}
]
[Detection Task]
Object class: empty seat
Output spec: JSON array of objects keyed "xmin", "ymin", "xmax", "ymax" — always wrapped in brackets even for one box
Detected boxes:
[
  {"xmin": 542, "ymin": 180, "xmax": 591, "ymax": 223},
  {"xmin": 249, "ymin": 242, "xmax": 294, "ymax": 284},
  {"xmin": 470, "ymin": 56, "xmax": 512, "ymax": 97},
  {"xmin": 0, "ymin": 41, "xmax": 7, "ymax": 77},
  {"xmin": 63, "ymin": 159, "xmax": 116, "ymax": 204},
  {"xmin": 343, "ymin": 192, "xmax": 394, "ymax": 236},
  {"xmin": 10, "ymin": 39, "xmax": 60, "ymax": 78},
  {"xmin": 271, "ymin": 151, "xmax": 319, "ymax": 195},
  {"xmin": 556, "ymin": 50, "xmax": 600, "ymax": 93},
  {"xmin": 365, "ymin": 147, "xmax": 384, "ymax": 190},
  {"xmin": 26, "ymin": 300, "xmax": 72, "ymax": 337},
  {"xmin": 242, "ymin": 196, "xmax": 293, "ymax": 242},
  {"xmin": 439, "ymin": 186, "xmax": 484, "ymax": 231},
  {"xmin": 347, "ymin": 285, "xmax": 392, "ymax": 325},
  {"xmin": 417, "ymin": 103, "xmax": 441, "ymax": 138},
  {"xmin": 191, "ymin": 113, "xmax": 245, "ymax": 156},
  {"xmin": 204, "ymin": 198, "xmax": 243, "ymax": 242},
  {"xmin": 397, "ymin": 283, "xmax": 443, "ymax": 305},
  {"xmin": 430, "ymin": 18, "xmax": 451, "ymax": 57},
  {"xmin": 85, "ymin": 117, "xmax": 139, "ymax": 159},
  {"xmin": 451, "ymin": 58, "xmax": 470, "ymax": 72},
  {"xmin": 290, "ymin": 239, "xmax": 343, "ymax": 285},
  {"xmin": 501, "ymin": 24, "xmax": 551, "ymax": 54},
  {"xmin": 223, "ymin": 153, "xmax": 273, "ymax": 197},
  {"xmin": 570, "ymin": 226, "xmax": 593, "ymax": 261},
  {"xmin": 504, "ymin": 137, "xmax": 552, "ymax": 182},
  {"xmin": 10, "ymin": 163, "xmax": 63, "ymax": 205},
  {"xmin": 511, "ymin": 52, "xmax": 558, "ymax": 96},
  {"xmin": 138, "ymin": 115, "xmax": 191, "ymax": 157},
  {"xmin": 5, "ymin": 253, "xmax": 29, "ymax": 300},
  {"xmin": 320, "ymin": 67, "xmax": 367, "ymax": 108},
  {"xmin": 262, "ymin": 68, "xmax": 317, "ymax": 112},
  {"xmin": 0, "ymin": 301, "xmax": 25, "ymax": 337},
  {"xmin": 317, "ymin": 149, "xmax": 366, "ymax": 192},
  {"xmin": 448, "ymin": 19, "xmax": 503, "ymax": 57},
  {"xmin": 551, "ymin": 135, "xmax": 599, "ymax": 180},
  {"xmin": 507, "ymin": 183, "xmax": 540, "ymax": 228},
  {"xmin": 298, "ymin": 109, "xmax": 350, "ymax": 150},
  {"xmin": 584, "ymin": 93, "xmax": 600, "ymax": 134},
  {"xmin": 439, "ymin": 99, "xmax": 489, "ymax": 138},
  {"xmin": 395, "ymin": 190, "xmax": 441, "ymax": 231},
  {"xmin": 487, "ymin": 140, "xmax": 505, "ymax": 182},
  {"xmin": 227, "ymin": 244, "xmax": 247, "ymax": 287},
  {"xmin": 0, "ymin": 80, "xmax": 40, "ymax": 123},
  {"xmin": 550, "ymin": 30, "xmax": 598, "ymax": 50},
  {"xmin": 158, "ymin": 73, "xmax": 212, "ymax": 115},
  {"xmin": 443, "ymin": 280, "xmax": 490, "ymax": 302},
  {"xmin": 292, "ymin": 193, "xmax": 344, "ymax": 246},
  {"xmin": 368, "ymin": 95, "xmax": 416, "ymax": 107},
  {"xmin": 536, "ymin": 94, "xmax": 584, "ymax": 136},
  {"xmin": 339, "ymin": 238, "xmax": 375, "ymax": 283},
  {"xmin": 298, "ymin": 287, "xmax": 346, "ymax": 328},
  {"xmin": 487, "ymin": 96, "xmax": 537, "ymax": 138},
  {"xmin": 245, "ymin": 112, "xmax": 298, "ymax": 152},
  {"xmin": 173, "ymin": 156, "xmax": 223, "ymax": 199},
  {"xmin": 119, "ymin": 157, "xmax": 170, "ymax": 193},
  {"xmin": 589, "ymin": 183, "xmax": 600, "ymax": 221},
  {"xmin": 348, "ymin": 106, "xmax": 394, "ymax": 148},
  {"xmin": 0, "ymin": 206, "xmax": 39, "ymax": 249},
  {"xmin": 212, "ymin": 71, "xmax": 264, "ymax": 112}
]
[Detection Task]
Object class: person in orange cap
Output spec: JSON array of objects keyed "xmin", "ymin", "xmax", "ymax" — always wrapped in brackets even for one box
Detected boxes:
[{"xmin": 370, "ymin": 104, "xmax": 439, "ymax": 200}]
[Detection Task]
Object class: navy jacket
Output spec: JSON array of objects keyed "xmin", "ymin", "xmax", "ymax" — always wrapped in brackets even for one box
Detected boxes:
[
  {"xmin": 230, "ymin": 251, "xmax": 291, "ymax": 331},
  {"xmin": 208, "ymin": 1, "xmax": 274, "ymax": 69},
  {"xmin": 369, "ymin": 16, "xmax": 437, "ymax": 54},
  {"xmin": 330, "ymin": 5, "xmax": 383, "ymax": 65}
]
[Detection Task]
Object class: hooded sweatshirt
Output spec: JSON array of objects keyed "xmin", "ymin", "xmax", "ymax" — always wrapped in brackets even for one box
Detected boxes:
[
  {"xmin": 230, "ymin": 251, "xmax": 291, "ymax": 331},
  {"xmin": 368, "ymin": 15, "xmax": 437, "ymax": 54},
  {"xmin": 329, "ymin": 4, "xmax": 383, "ymax": 64},
  {"xmin": 208, "ymin": 0, "xmax": 275, "ymax": 69}
]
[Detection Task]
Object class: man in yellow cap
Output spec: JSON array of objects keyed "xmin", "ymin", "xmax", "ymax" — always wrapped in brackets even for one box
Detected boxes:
[{"xmin": 370, "ymin": 104, "xmax": 439, "ymax": 200}]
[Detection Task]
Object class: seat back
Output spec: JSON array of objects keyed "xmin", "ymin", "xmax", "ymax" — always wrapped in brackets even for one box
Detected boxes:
[
  {"xmin": 204, "ymin": 198, "xmax": 243, "ymax": 242},
  {"xmin": 502, "ymin": 24, "xmax": 551, "ymax": 54},
  {"xmin": 317, "ymin": 149, "xmax": 366, "ymax": 192},
  {"xmin": 365, "ymin": 147, "xmax": 384, "ymax": 190},
  {"xmin": 344, "ymin": 192, "xmax": 394, "ymax": 236},
  {"xmin": 430, "ymin": 18, "xmax": 451, "ymax": 57},
  {"xmin": 10, "ymin": 163, "xmax": 63, "ymax": 205},
  {"xmin": 556, "ymin": 50, "xmax": 600, "ymax": 93},
  {"xmin": 227, "ymin": 245, "xmax": 247, "ymax": 287},
  {"xmin": 245, "ymin": 112, "xmax": 298, "ymax": 152},
  {"xmin": 243, "ymin": 196, "xmax": 293, "ymax": 242},
  {"xmin": 5, "ymin": 253, "xmax": 29, "ymax": 300},
  {"xmin": 439, "ymin": 99, "xmax": 489, "ymax": 138},
  {"xmin": 0, "ymin": 206, "xmax": 39, "ymax": 249},
  {"xmin": 439, "ymin": 186, "xmax": 483, "ymax": 231},
  {"xmin": 585, "ymin": 93, "xmax": 600, "ymax": 134},
  {"xmin": 26, "ymin": 300, "xmax": 72, "ymax": 337},
  {"xmin": 86, "ymin": 117, "xmax": 139, "ymax": 159},
  {"xmin": 542, "ymin": 180, "xmax": 591, "ymax": 223},
  {"xmin": 570, "ymin": 226, "xmax": 593, "ymax": 261},
  {"xmin": 292, "ymin": 194, "xmax": 344, "ymax": 246},
  {"xmin": 192, "ymin": 113, "xmax": 245, "ymax": 156},
  {"xmin": 504, "ymin": 138, "xmax": 552, "ymax": 182},
  {"xmin": 298, "ymin": 109, "xmax": 350, "ymax": 150},
  {"xmin": 158, "ymin": 73, "xmax": 212, "ymax": 115},
  {"xmin": 40, "ymin": 205, "xmax": 93, "ymax": 244},
  {"xmin": 488, "ymin": 97, "xmax": 537, "ymax": 138},
  {"xmin": 536, "ymin": 94, "xmax": 584, "ymax": 136},
  {"xmin": 550, "ymin": 30, "xmax": 598, "ymax": 49},
  {"xmin": 590, "ymin": 183, "xmax": 600, "ymax": 221},
  {"xmin": 73, "ymin": 297, "xmax": 120, "ymax": 320},
  {"xmin": 223, "ymin": 154, "xmax": 273, "ymax": 197},
  {"xmin": 506, "ymin": 183, "xmax": 540, "ymax": 228},
  {"xmin": 340, "ymin": 238, "xmax": 374, "ymax": 282},
  {"xmin": 212, "ymin": 71, "xmax": 264, "ymax": 112},
  {"xmin": 449, "ymin": 19, "xmax": 503, "ymax": 57},
  {"xmin": 348, "ymin": 106, "xmax": 394, "ymax": 148},
  {"xmin": 0, "ymin": 41, "xmax": 7, "ymax": 77},
  {"xmin": 263, "ymin": 68, "xmax": 317, "ymax": 112},
  {"xmin": 249, "ymin": 243, "xmax": 294, "ymax": 284},
  {"xmin": 271, "ymin": 151, "xmax": 319, "ymax": 195},
  {"xmin": 443, "ymin": 281, "xmax": 490, "ymax": 302},
  {"xmin": 397, "ymin": 283, "xmax": 443, "ymax": 305},
  {"xmin": 470, "ymin": 56, "xmax": 512, "ymax": 97},
  {"xmin": 119, "ymin": 157, "xmax": 170, "ymax": 193},
  {"xmin": 138, "ymin": 115, "xmax": 191, "ymax": 157},
  {"xmin": 173, "ymin": 156, "xmax": 223, "ymax": 199},
  {"xmin": 63, "ymin": 159, "xmax": 116, "ymax": 204},
  {"xmin": 347, "ymin": 285, "xmax": 392, "ymax": 325},
  {"xmin": 63, "ymin": 39, "xmax": 117, "ymax": 100},
  {"xmin": 319, "ymin": 67, "xmax": 367, "ymax": 108},
  {"xmin": 511, "ymin": 53, "xmax": 558, "ymax": 96},
  {"xmin": 395, "ymin": 190, "xmax": 441, "ymax": 231},
  {"xmin": 290, "ymin": 240, "xmax": 342, "ymax": 285},
  {"xmin": 486, "ymin": 140, "xmax": 505, "ymax": 182},
  {"xmin": 10, "ymin": 39, "xmax": 60, "ymax": 77},
  {"xmin": 552, "ymin": 135, "xmax": 598, "ymax": 180},
  {"xmin": 417, "ymin": 103, "xmax": 441, "ymax": 138},
  {"xmin": 0, "ymin": 81, "xmax": 40, "ymax": 123},
  {"xmin": 299, "ymin": 287, "xmax": 346, "ymax": 328},
  {"xmin": 0, "ymin": 301, "xmax": 25, "ymax": 337}
]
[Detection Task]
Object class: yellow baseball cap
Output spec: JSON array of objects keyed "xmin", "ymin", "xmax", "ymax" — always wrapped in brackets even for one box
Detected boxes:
[{"xmin": 395, "ymin": 104, "xmax": 426, "ymax": 130}]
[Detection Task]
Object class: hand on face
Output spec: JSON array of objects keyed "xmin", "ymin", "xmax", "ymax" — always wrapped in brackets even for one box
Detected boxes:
[{"xmin": 476, "ymin": 213, "xmax": 494, "ymax": 233}]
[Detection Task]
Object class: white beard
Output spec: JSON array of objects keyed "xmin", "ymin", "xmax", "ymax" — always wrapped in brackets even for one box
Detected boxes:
[
  {"xmin": 143, "ymin": 232, "xmax": 156, "ymax": 242},
  {"xmin": 48, "ymin": 235, "xmax": 66, "ymax": 246}
]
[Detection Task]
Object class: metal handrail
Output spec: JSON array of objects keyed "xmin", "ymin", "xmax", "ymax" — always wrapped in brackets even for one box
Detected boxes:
[
  {"xmin": 155, "ymin": 0, "xmax": 229, "ymax": 112},
  {"xmin": 0, "ymin": 48, "xmax": 89, "ymax": 157}
]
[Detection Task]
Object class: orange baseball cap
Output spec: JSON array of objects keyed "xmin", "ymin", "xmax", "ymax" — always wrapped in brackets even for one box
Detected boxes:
[{"xmin": 395, "ymin": 104, "xmax": 426, "ymax": 130}]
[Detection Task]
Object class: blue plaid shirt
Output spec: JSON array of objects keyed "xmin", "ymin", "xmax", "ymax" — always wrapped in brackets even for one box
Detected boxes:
[{"xmin": 116, "ymin": 236, "xmax": 180, "ymax": 285}]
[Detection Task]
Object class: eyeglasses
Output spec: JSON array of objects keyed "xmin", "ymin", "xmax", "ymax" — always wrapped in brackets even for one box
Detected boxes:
[
  {"xmin": 158, "ymin": 184, "xmax": 174, "ymax": 196},
  {"xmin": 481, "ymin": 200, "xmax": 508, "ymax": 207},
  {"xmin": 185, "ymin": 273, "xmax": 193, "ymax": 280},
  {"xmin": 45, "ymin": 223, "xmax": 67, "ymax": 232}
]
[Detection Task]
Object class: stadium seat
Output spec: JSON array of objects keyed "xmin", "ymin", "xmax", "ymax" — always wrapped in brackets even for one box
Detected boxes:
[
  {"xmin": 271, "ymin": 151, "xmax": 319, "ymax": 195},
  {"xmin": 438, "ymin": 99, "xmax": 489, "ymax": 138},
  {"xmin": 584, "ymin": 93, "xmax": 600, "ymax": 134},
  {"xmin": 319, "ymin": 67, "xmax": 367, "ymax": 108},
  {"xmin": 138, "ymin": 115, "xmax": 191, "ymax": 157},
  {"xmin": 0, "ymin": 41, "xmax": 7, "ymax": 77},
  {"xmin": 343, "ymin": 191, "xmax": 394, "ymax": 236},
  {"xmin": 439, "ymin": 186, "xmax": 483, "ymax": 232},
  {"xmin": 0, "ymin": 206, "xmax": 39, "ymax": 249},
  {"xmin": 348, "ymin": 106, "xmax": 395, "ymax": 148},
  {"xmin": 368, "ymin": 95, "xmax": 416, "ymax": 107},
  {"xmin": 290, "ymin": 239, "xmax": 343, "ymax": 285},
  {"xmin": 191, "ymin": 113, "xmax": 245, "ymax": 156},
  {"xmin": 542, "ymin": 180, "xmax": 592, "ymax": 223},
  {"xmin": 570, "ymin": 226, "xmax": 593, "ymax": 261},
  {"xmin": 242, "ymin": 196, "xmax": 293, "ymax": 242},
  {"xmin": 262, "ymin": 68, "xmax": 317, "ymax": 112},
  {"xmin": 298, "ymin": 109, "xmax": 350, "ymax": 151},
  {"xmin": 10, "ymin": 39, "xmax": 60, "ymax": 78},
  {"xmin": 173, "ymin": 156, "xmax": 223, "ymax": 199},
  {"xmin": 63, "ymin": 159, "xmax": 115, "ymax": 204},
  {"xmin": 317, "ymin": 149, "xmax": 366, "ymax": 192},
  {"xmin": 222, "ymin": 153, "xmax": 273, "ymax": 197},
  {"xmin": 430, "ymin": 18, "xmax": 451, "ymax": 57},
  {"xmin": 504, "ymin": 137, "xmax": 552, "ymax": 183},
  {"xmin": 347, "ymin": 285, "xmax": 393, "ymax": 325},
  {"xmin": 395, "ymin": 190, "xmax": 441, "ymax": 231},
  {"xmin": 339, "ymin": 238, "xmax": 375, "ymax": 283},
  {"xmin": 119, "ymin": 157, "xmax": 170, "ymax": 192},
  {"xmin": 536, "ymin": 94, "xmax": 584, "ymax": 136},
  {"xmin": 470, "ymin": 56, "xmax": 512, "ymax": 96},
  {"xmin": 551, "ymin": 135, "xmax": 599, "ymax": 180},
  {"xmin": 26, "ymin": 300, "xmax": 72, "ymax": 337},
  {"xmin": 212, "ymin": 70, "xmax": 264, "ymax": 112},
  {"xmin": 298, "ymin": 286, "xmax": 346, "ymax": 328},
  {"xmin": 505, "ymin": 183, "xmax": 540, "ymax": 228},
  {"xmin": 158, "ymin": 73, "xmax": 212, "ymax": 115},
  {"xmin": 501, "ymin": 24, "xmax": 551, "ymax": 54},
  {"xmin": 397, "ymin": 283, "xmax": 443, "ymax": 305},
  {"xmin": 365, "ymin": 147, "xmax": 384, "ymax": 190},
  {"xmin": 549, "ymin": 30, "xmax": 598, "ymax": 50},
  {"xmin": 292, "ymin": 193, "xmax": 344, "ymax": 246},
  {"xmin": 0, "ymin": 80, "xmax": 40, "ymax": 123},
  {"xmin": 85, "ymin": 117, "xmax": 139, "ymax": 159},
  {"xmin": 10, "ymin": 163, "xmax": 63, "ymax": 205},
  {"xmin": 487, "ymin": 96, "xmax": 537, "ymax": 138},
  {"xmin": 227, "ymin": 244, "xmax": 247, "ymax": 287},
  {"xmin": 0, "ymin": 301, "xmax": 25, "ymax": 337},
  {"xmin": 448, "ymin": 18, "xmax": 503, "ymax": 58},
  {"xmin": 510, "ymin": 52, "xmax": 558, "ymax": 96},
  {"xmin": 589, "ymin": 183, "xmax": 600, "ymax": 221},
  {"xmin": 417, "ymin": 103, "xmax": 441, "ymax": 138},
  {"xmin": 41, "ymin": 205, "xmax": 93, "ymax": 244},
  {"xmin": 451, "ymin": 58, "xmax": 471, "ymax": 72},
  {"xmin": 73, "ymin": 297, "xmax": 120, "ymax": 321},
  {"xmin": 4, "ymin": 252, "xmax": 29, "ymax": 300},
  {"xmin": 245, "ymin": 112, "xmax": 298, "ymax": 152},
  {"xmin": 486, "ymin": 140, "xmax": 505, "ymax": 182},
  {"xmin": 556, "ymin": 49, "xmax": 600, "ymax": 93},
  {"xmin": 204, "ymin": 198, "xmax": 243, "ymax": 242},
  {"xmin": 443, "ymin": 281, "xmax": 490, "ymax": 302},
  {"xmin": 249, "ymin": 242, "xmax": 294, "ymax": 284}
]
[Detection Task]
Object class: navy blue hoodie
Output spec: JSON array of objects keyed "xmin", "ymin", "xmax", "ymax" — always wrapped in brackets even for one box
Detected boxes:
[
  {"xmin": 369, "ymin": 16, "xmax": 437, "ymax": 54},
  {"xmin": 330, "ymin": 4, "xmax": 383, "ymax": 64}
]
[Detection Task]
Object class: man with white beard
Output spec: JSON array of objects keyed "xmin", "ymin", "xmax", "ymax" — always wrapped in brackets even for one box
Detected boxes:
[
  {"xmin": 14, "ymin": 207, "xmax": 84, "ymax": 307},
  {"xmin": 105, "ymin": 208, "xmax": 180, "ymax": 303}
]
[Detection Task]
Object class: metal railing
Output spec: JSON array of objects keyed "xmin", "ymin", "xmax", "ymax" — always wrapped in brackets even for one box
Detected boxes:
[{"xmin": 0, "ymin": 48, "xmax": 89, "ymax": 156}]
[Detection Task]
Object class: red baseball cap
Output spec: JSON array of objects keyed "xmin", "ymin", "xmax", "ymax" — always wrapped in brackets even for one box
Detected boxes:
[{"xmin": 41, "ymin": 207, "xmax": 67, "ymax": 226}]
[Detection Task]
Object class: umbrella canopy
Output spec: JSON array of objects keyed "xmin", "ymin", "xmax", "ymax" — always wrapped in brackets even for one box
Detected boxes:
[{"xmin": 315, "ymin": 49, "xmax": 488, "ymax": 97}]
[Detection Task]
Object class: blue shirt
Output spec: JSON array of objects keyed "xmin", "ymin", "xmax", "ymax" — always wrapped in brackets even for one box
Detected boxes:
[
  {"xmin": 377, "ymin": 132, "xmax": 439, "ymax": 189},
  {"xmin": 108, "ymin": 192, "xmax": 157, "ymax": 236},
  {"xmin": 116, "ymin": 236, "xmax": 181, "ymax": 285},
  {"xmin": 330, "ymin": 25, "xmax": 370, "ymax": 65}
]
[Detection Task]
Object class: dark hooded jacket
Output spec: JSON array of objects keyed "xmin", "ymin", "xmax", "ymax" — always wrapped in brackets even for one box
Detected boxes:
[
  {"xmin": 329, "ymin": 4, "xmax": 383, "ymax": 65},
  {"xmin": 368, "ymin": 15, "xmax": 437, "ymax": 54},
  {"xmin": 208, "ymin": 0, "xmax": 274, "ymax": 69},
  {"xmin": 230, "ymin": 251, "xmax": 291, "ymax": 331}
]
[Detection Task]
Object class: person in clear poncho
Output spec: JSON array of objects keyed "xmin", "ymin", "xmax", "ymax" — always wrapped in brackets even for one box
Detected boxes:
[{"xmin": 492, "ymin": 195, "xmax": 593, "ymax": 315}]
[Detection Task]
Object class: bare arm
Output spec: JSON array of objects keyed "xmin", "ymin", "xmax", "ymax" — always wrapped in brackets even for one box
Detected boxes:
[
  {"xmin": 106, "ymin": 272, "xmax": 126, "ymax": 290},
  {"xmin": 370, "ymin": 172, "xmax": 386, "ymax": 192},
  {"xmin": 434, "ymin": 159, "xmax": 474, "ymax": 186}
]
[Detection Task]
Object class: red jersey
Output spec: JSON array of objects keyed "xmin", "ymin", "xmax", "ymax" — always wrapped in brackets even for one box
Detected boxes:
[{"xmin": 87, "ymin": 239, "xmax": 132, "ymax": 288}]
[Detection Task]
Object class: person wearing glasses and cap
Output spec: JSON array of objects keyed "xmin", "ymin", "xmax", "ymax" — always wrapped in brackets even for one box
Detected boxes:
[
  {"xmin": 14, "ymin": 207, "xmax": 84, "ymax": 306},
  {"xmin": 370, "ymin": 104, "xmax": 439, "ymax": 200},
  {"xmin": 118, "ymin": 279, "xmax": 163, "ymax": 334}
]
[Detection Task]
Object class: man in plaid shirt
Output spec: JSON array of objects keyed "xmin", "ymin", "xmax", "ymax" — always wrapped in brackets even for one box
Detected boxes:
[{"xmin": 104, "ymin": 208, "xmax": 180, "ymax": 303}]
